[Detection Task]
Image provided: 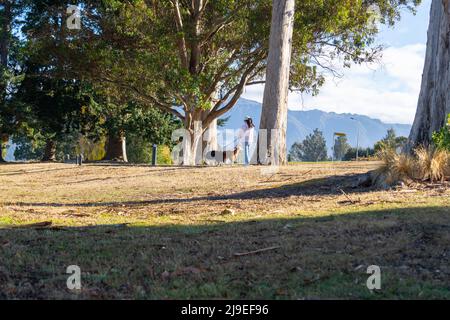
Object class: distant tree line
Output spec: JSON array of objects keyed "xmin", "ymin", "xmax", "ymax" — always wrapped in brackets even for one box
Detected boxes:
[{"xmin": 288, "ymin": 128, "xmax": 408, "ymax": 162}]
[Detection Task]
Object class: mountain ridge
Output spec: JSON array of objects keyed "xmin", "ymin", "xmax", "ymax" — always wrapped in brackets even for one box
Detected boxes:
[{"xmin": 219, "ymin": 98, "xmax": 412, "ymax": 155}]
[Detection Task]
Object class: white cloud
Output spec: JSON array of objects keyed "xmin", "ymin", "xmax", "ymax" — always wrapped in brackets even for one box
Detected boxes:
[{"xmin": 242, "ymin": 43, "xmax": 426, "ymax": 124}]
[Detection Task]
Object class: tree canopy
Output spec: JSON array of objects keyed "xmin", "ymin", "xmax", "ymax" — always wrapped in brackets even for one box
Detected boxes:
[
  {"xmin": 289, "ymin": 128, "xmax": 328, "ymax": 162},
  {"xmin": 0, "ymin": 0, "xmax": 422, "ymax": 163}
]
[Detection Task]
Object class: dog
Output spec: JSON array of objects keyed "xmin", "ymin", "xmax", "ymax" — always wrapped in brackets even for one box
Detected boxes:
[{"xmin": 206, "ymin": 145, "xmax": 241, "ymax": 165}]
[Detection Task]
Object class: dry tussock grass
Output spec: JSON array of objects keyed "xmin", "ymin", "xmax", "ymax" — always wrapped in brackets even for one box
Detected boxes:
[
  {"xmin": 373, "ymin": 146, "xmax": 450, "ymax": 187},
  {"xmin": 415, "ymin": 146, "xmax": 449, "ymax": 182}
]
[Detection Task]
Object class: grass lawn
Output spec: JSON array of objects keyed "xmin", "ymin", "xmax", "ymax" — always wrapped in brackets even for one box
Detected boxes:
[{"xmin": 0, "ymin": 162, "xmax": 449, "ymax": 299}]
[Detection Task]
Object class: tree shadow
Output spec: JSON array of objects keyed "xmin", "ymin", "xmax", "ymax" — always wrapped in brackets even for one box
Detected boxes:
[
  {"xmin": 3, "ymin": 172, "xmax": 373, "ymax": 208},
  {"xmin": 0, "ymin": 205, "xmax": 449, "ymax": 299},
  {"xmin": 0, "ymin": 162, "xmax": 198, "ymax": 176}
]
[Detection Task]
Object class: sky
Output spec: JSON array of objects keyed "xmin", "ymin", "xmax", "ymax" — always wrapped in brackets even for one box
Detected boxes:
[{"xmin": 242, "ymin": 0, "xmax": 432, "ymax": 125}]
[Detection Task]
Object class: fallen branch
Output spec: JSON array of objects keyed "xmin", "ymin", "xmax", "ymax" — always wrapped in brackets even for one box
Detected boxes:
[
  {"xmin": 233, "ymin": 246, "xmax": 281, "ymax": 257},
  {"xmin": 339, "ymin": 189, "xmax": 360, "ymax": 204},
  {"xmin": 260, "ymin": 173, "xmax": 277, "ymax": 183}
]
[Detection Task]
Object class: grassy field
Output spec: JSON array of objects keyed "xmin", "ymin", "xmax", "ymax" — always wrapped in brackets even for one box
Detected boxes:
[{"xmin": 0, "ymin": 162, "xmax": 449, "ymax": 299}]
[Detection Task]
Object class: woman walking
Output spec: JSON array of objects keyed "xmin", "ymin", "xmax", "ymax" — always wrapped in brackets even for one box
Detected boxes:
[{"xmin": 240, "ymin": 116, "xmax": 255, "ymax": 166}]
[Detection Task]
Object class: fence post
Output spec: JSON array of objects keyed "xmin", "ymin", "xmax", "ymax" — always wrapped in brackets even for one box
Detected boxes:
[{"xmin": 152, "ymin": 144, "xmax": 157, "ymax": 166}]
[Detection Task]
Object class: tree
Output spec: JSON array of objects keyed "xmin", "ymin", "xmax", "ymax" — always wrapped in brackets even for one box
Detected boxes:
[
  {"xmin": 333, "ymin": 135, "xmax": 351, "ymax": 160},
  {"xmin": 2, "ymin": 0, "xmax": 90, "ymax": 161},
  {"xmin": 375, "ymin": 128, "xmax": 408, "ymax": 152},
  {"xmin": 407, "ymin": 0, "xmax": 450, "ymax": 151},
  {"xmin": 0, "ymin": 0, "xmax": 26, "ymax": 161},
  {"xmin": 259, "ymin": 0, "xmax": 295, "ymax": 165},
  {"xmin": 289, "ymin": 129, "xmax": 328, "ymax": 162},
  {"xmin": 99, "ymin": 101, "xmax": 181, "ymax": 162},
  {"xmin": 14, "ymin": 58, "xmax": 94, "ymax": 161},
  {"xmin": 0, "ymin": 0, "xmax": 12, "ymax": 162},
  {"xmin": 47, "ymin": 0, "xmax": 419, "ymax": 165}
]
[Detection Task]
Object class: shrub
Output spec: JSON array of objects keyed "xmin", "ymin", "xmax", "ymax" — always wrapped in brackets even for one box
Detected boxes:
[
  {"xmin": 432, "ymin": 114, "xmax": 450, "ymax": 150},
  {"xmin": 127, "ymin": 134, "xmax": 172, "ymax": 165}
]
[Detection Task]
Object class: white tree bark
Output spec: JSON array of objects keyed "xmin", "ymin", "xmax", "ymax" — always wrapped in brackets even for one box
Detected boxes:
[
  {"xmin": 407, "ymin": 0, "xmax": 450, "ymax": 151},
  {"xmin": 258, "ymin": 0, "xmax": 295, "ymax": 165}
]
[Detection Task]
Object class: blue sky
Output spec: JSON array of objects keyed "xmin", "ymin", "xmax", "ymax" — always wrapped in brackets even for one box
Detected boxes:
[{"xmin": 243, "ymin": 0, "xmax": 432, "ymax": 124}]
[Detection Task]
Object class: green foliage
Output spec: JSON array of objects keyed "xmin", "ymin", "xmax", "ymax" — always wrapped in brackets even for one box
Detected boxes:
[
  {"xmin": 77, "ymin": 136, "xmax": 106, "ymax": 162},
  {"xmin": 3, "ymin": 0, "xmax": 421, "ymax": 163},
  {"xmin": 127, "ymin": 137, "xmax": 173, "ymax": 165},
  {"xmin": 101, "ymin": 102, "xmax": 181, "ymax": 163},
  {"xmin": 12, "ymin": 134, "xmax": 45, "ymax": 161},
  {"xmin": 333, "ymin": 136, "xmax": 351, "ymax": 160},
  {"xmin": 343, "ymin": 147, "xmax": 375, "ymax": 161},
  {"xmin": 374, "ymin": 128, "xmax": 408, "ymax": 152},
  {"xmin": 42, "ymin": 0, "xmax": 420, "ymax": 130},
  {"xmin": 289, "ymin": 129, "xmax": 328, "ymax": 162},
  {"xmin": 12, "ymin": 130, "xmax": 81, "ymax": 161},
  {"xmin": 217, "ymin": 117, "xmax": 230, "ymax": 128},
  {"xmin": 432, "ymin": 114, "xmax": 450, "ymax": 151}
]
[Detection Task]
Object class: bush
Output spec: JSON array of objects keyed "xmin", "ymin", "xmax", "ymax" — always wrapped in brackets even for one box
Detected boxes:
[
  {"xmin": 154, "ymin": 145, "xmax": 173, "ymax": 165},
  {"xmin": 77, "ymin": 136, "xmax": 106, "ymax": 161},
  {"xmin": 432, "ymin": 114, "xmax": 450, "ymax": 150},
  {"xmin": 127, "ymin": 135, "xmax": 172, "ymax": 164}
]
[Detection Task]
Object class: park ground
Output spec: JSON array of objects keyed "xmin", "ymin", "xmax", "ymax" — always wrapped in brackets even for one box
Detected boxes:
[{"xmin": 0, "ymin": 161, "xmax": 449, "ymax": 299}]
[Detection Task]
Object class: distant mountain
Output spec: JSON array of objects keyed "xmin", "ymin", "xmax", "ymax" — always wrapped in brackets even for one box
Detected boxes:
[{"xmin": 219, "ymin": 98, "xmax": 412, "ymax": 155}]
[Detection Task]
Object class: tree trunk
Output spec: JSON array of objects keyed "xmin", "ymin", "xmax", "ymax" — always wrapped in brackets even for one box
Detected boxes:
[
  {"xmin": 42, "ymin": 139, "xmax": 57, "ymax": 162},
  {"xmin": 104, "ymin": 132, "xmax": 128, "ymax": 162},
  {"xmin": 181, "ymin": 105, "xmax": 219, "ymax": 166},
  {"xmin": 203, "ymin": 118, "xmax": 217, "ymax": 154},
  {"xmin": 258, "ymin": 0, "xmax": 295, "ymax": 165},
  {"xmin": 0, "ymin": 133, "xmax": 7, "ymax": 162},
  {"xmin": 407, "ymin": 0, "xmax": 450, "ymax": 151},
  {"xmin": 0, "ymin": 141, "xmax": 5, "ymax": 163}
]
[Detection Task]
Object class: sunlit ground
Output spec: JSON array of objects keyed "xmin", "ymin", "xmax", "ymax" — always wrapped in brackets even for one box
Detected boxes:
[{"xmin": 0, "ymin": 162, "xmax": 449, "ymax": 299}]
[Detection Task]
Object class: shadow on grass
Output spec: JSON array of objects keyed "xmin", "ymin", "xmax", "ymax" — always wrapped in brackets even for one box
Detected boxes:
[
  {"xmin": 1, "ymin": 206, "xmax": 449, "ymax": 299},
  {"xmin": 3, "ymin": 173, "xmax": 372, "ymax": 208},
  {"xmin": 0, "ymin": 162, "xmax": 196, "ymax": 177}
]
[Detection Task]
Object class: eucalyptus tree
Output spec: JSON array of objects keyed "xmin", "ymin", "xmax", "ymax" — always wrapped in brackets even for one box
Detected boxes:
[
  {"xmin": 40, "ymin": 0, "xmax": 420, "ymax": 165},
  {"xmin": 259, "ymin": 0, "xmax": 295, "ymax": 165},
  {"xmin": 407, "ymin": 0, "xmax": 450, "ymax": 151}
]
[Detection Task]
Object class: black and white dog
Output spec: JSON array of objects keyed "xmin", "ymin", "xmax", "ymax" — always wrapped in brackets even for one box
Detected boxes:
[{"xmin": 206, "ymin": 145, "xmax": 241, "ymax": 165}]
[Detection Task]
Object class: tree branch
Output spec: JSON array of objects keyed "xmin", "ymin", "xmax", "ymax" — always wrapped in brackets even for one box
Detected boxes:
[
  {"xmin": 204, "ymin": 60, "xmax": 260, "ymax": 126},
  {"xmin": 170, "ymin": 0, "xmax": 189, "ymax": 69},
  {"xmin": 97, "ymin": 76, "xmax": 185, "ymax": 121}
]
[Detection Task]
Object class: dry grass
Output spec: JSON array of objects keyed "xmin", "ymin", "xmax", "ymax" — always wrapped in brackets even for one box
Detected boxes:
[
  {"xmin": 373, "ymin": 149, "xmax": 414, "ymax": 187},
  {"xmin": 373, "ymin": 147, "xmax": 450, "ymax": 187},
  {"xmin": 415, "ymin": 147, "xmax": 449, "ymax": 182},
  {"xmin": 0, "ymin": 162, "xmax": 449, "ymax": 299}
]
